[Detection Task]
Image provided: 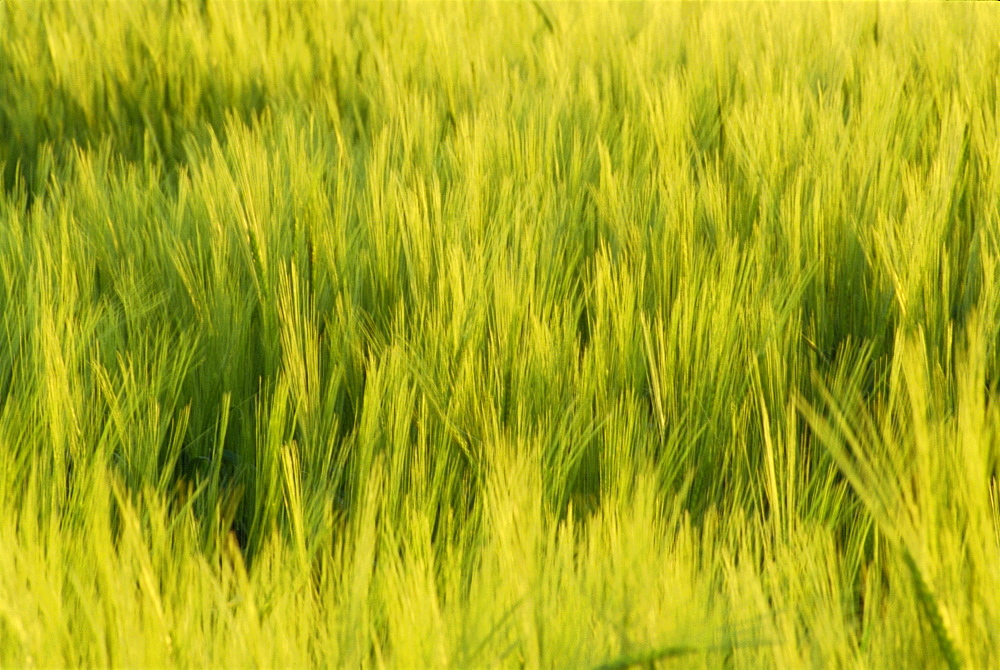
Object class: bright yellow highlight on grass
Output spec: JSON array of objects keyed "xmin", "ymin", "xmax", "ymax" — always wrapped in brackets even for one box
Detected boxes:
[{"xmin": 0, "ymin": 1, "xmax": 999, "ymax": 667}]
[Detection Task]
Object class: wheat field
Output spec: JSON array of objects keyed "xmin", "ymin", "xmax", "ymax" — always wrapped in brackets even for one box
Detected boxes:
[{"xmin": 1, "ymin": 1, "xmax": 999, "ymax": 667}]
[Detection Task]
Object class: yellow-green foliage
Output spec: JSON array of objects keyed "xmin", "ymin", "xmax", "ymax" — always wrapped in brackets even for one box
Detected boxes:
[{"xmin": 1, "ymin": 1, "xmax": 999, "ymax": 667}]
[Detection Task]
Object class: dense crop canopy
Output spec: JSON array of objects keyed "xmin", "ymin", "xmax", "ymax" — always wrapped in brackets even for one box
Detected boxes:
[{"xmin": 0, "ymin": 2, "xmax": 998, "ymax": 667}]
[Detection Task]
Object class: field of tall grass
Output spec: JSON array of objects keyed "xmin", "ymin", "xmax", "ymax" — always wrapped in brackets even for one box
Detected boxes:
[{"xmin": 1, "ymin": 1, "xmax": 999, "ymax": 667}]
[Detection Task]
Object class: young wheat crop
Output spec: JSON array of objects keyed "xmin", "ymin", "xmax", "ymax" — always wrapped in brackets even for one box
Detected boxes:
[{"xmin": 1, "ymin": 1, "xmax": 999, "ymax": 667}]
